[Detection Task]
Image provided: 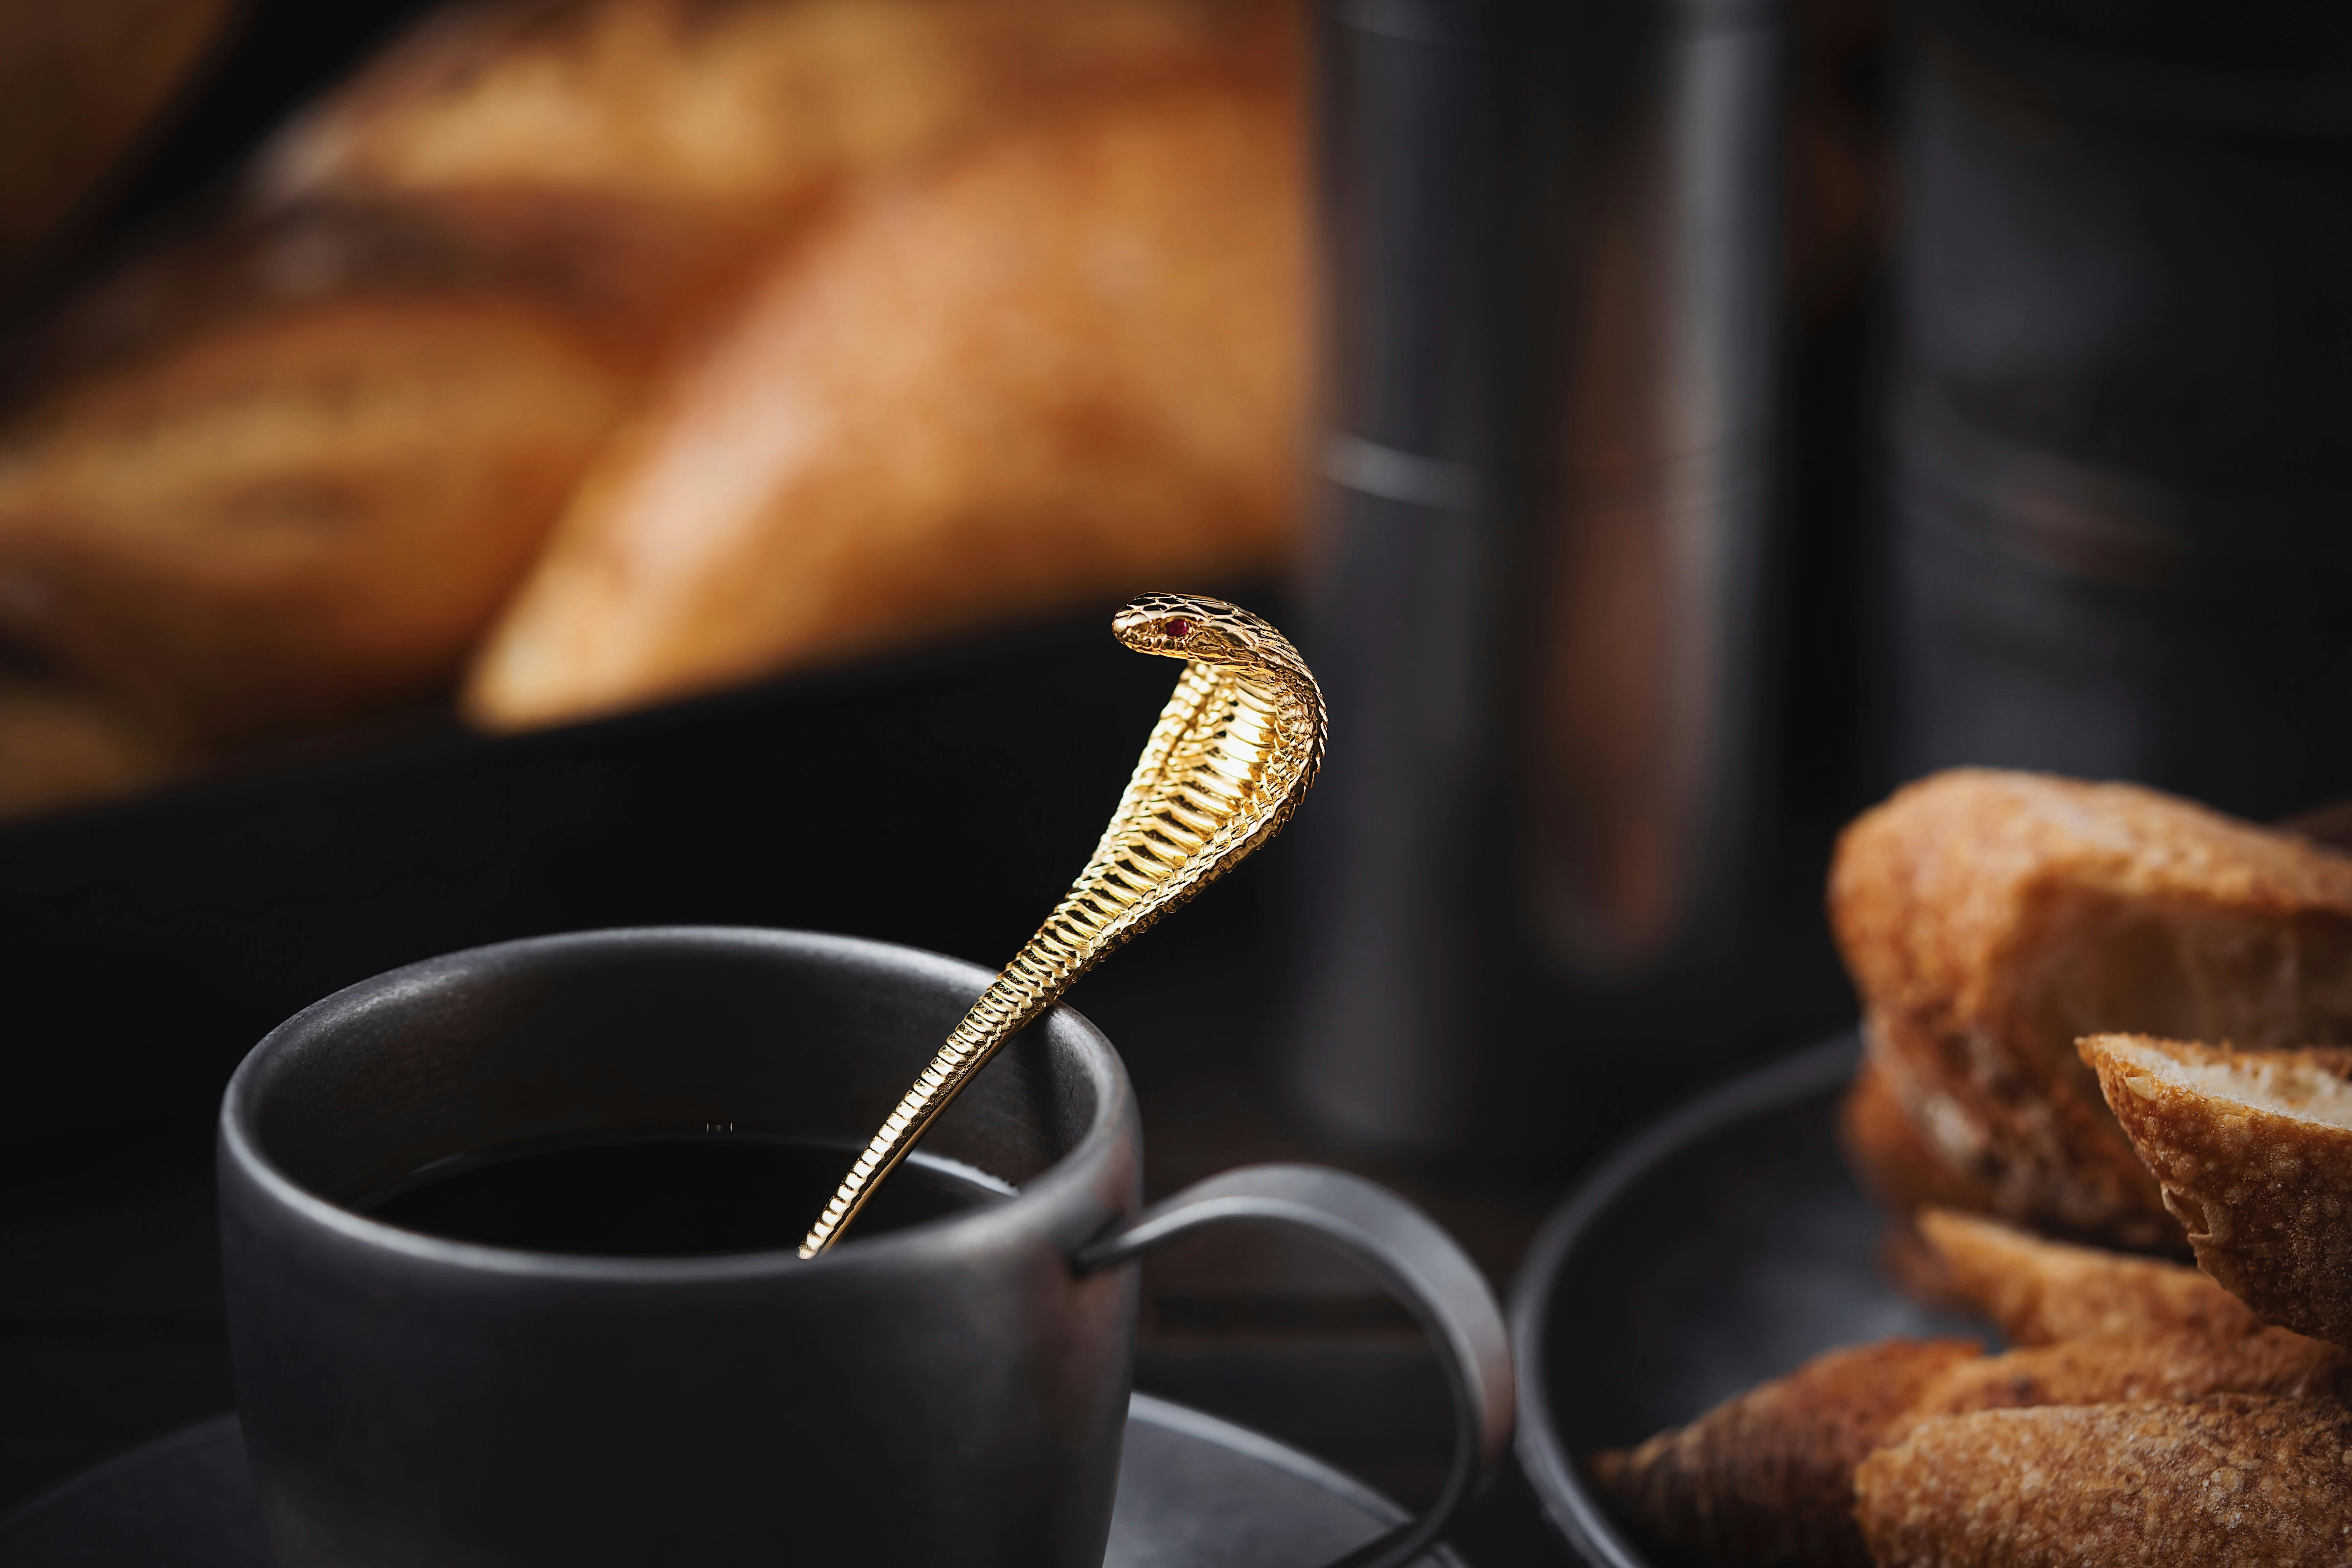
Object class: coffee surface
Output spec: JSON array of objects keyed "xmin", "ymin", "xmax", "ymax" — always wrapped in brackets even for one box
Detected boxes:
[{"xmin": 360, "ymin": 1132, "xmax": 1012, "ymax": 1256}]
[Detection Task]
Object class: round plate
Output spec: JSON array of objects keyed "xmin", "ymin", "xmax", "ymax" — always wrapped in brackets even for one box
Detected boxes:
[
  {"xmin": 1507, "ymin": 1033, "xmax": 1979, "ymax": 1568},
  {"xmin": 0, "ymin": 1393, "xmax": 1465, "ymax": 1568}
]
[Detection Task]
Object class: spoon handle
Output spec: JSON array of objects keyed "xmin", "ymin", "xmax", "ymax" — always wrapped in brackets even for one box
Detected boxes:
[
  {"xmin": 796, "ymin": 925, "xmax": 1089, "ymax": 1257},
  {"xmin": 799, "ymin": 595, "xmax": 1324, "ymax": 1257}
]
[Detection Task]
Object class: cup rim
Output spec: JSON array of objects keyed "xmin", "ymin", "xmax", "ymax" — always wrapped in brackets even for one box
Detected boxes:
[{"xmin": 217, "ymin": 925, "xmax": 1135, "ymax": 1283}]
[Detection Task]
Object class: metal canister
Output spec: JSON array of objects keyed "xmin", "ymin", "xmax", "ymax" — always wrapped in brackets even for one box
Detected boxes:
[
  {"xmin": 1283, "ymin": 0, "xmax": 1788, "ymax": 1161},
  {"xmin": 1884, "ymin": 5, "xmax": 2352, "ymax": 820}
]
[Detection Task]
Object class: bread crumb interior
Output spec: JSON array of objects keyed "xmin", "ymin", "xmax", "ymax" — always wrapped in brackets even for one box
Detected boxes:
[{"xmin": 2129, "ymin": 1045, "xmax": 2352, "ymax": 1130}]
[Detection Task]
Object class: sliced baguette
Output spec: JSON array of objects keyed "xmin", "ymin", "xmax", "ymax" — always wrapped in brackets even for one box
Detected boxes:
[
  {"xmin": 1830, "ymin": 769, "xmax": 2352, "ymax": 1249},
  {"xmin": 2082, "ymin": 1032, "xmax": 2352, "ymax": 1348}
]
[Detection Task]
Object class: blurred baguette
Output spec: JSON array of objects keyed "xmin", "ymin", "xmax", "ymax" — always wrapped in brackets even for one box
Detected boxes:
[
  {"xmin": 1829, "ymin": 769, "xmax": 2352, "ymax": 1250},
  {"xmin": 0, "ymin": 204, "xmax": 643, "ymax": 745},
  {"xmin": 464, "ymin": 64, "xmax": 1305, "ymax": 729}
]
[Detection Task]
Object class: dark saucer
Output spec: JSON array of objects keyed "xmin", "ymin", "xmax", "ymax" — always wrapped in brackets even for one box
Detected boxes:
[
  {"xmin": 0, "ymin": 1393, "xmax": 1467, "ymax": 1568},
  {"xmin": 1508, "ymin": 1034, "xmax": 1980, "ymax": 1568}
]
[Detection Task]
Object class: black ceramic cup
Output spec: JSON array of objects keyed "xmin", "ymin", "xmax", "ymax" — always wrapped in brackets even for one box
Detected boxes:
[{"xmin": 217, "ymin": 927, "xmax": 1512, "ymax": 1568}]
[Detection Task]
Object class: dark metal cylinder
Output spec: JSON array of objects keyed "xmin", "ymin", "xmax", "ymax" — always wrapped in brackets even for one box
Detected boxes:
[
  {"xmin": 1283, "ymin": 0, "xmax": 1787, "ymax": 1161},
  {"xmin": 1884, "ymin": 6, "xmax": 2352, "ymax": 821}
]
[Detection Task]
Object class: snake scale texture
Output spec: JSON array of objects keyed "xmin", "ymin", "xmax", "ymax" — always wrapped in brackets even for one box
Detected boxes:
[{"xmin": 800, "ymin": 593, "xmax": 1327, "ymax": 1256}]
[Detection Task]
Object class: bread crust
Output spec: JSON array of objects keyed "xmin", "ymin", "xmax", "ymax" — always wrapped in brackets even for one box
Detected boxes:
[
  {"xmin": 2083, "ymin": 1032, "xmax": 2352, "ymax": 1349},
  {"xmin": 1855, "ymin": 1396, "xmax": 2352, "ymax": 1568},
  {"xmin": 1830, "ymin": 770, "xmax": 2352, "ymax": 1250},
  {"xmin": 1916, "ymin": 1207, "xmax": 2261, "ymax": 1346}
]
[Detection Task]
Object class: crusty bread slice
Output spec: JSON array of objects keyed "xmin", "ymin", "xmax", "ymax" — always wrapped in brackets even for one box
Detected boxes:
[
  {"xmin": 1855, "ymin": 1396, "xmax": 2352, "ymax": 1568},
  {"xmin": 1585, "ymin": 1339, "xmax": 1980, "ymax": 1568},
  {"xmin": 2082, "ymin": 1033, "xmax": 2352, "ymax": 1348},
  {"xmin": 1915, "ymin": 1207, "xmax": 2261, "ymax": 1346},
  {"xmin": 1830, "ymin": 770, "xmax": 2352, "ymax": 1250}
]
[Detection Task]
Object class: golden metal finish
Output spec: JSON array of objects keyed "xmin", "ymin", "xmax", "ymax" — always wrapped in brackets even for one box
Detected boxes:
[{"xmin": 799, "ymin": 594, "xmax": 1327, "ymax": 1257}]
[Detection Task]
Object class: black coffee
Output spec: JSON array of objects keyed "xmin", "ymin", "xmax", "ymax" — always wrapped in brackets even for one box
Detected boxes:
[{"xmin": 359, "ymin": 1132, "xmax": 1013, "ymax": 1256}]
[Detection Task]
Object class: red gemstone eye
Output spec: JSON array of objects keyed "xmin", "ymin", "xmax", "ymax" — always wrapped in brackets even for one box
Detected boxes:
[{"xmin": 1167, "ymin": 618, "xmax": 1193, "ymax": 639}]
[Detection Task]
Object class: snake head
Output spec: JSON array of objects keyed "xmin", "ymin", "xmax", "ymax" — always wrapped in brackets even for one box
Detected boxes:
[{"xmin": 1113, "ymin": 593, "xmax": 1258, "ymax": 664}]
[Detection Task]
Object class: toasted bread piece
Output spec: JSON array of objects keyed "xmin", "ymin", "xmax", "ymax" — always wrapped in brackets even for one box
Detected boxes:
[
  {"xmin": 1584, "ymin": 1338, "xmax": 1980, "ymax": 1568},
  {"xmin": 1906, "ymin": 1328, "xmax": 2348, "ymax": 1422},
  {"xmin": 1856, "ymin": 1395, "xmax": 2352, "ymax": 1568},
  {"xmin": 464, "ymin": 67, "xmax": 1304, "ymax": 728},
  {"xmin": 0, "ymin": 206, "xmax": 639, "ymax": 749},
  {"xmin": 1830, "ymin": 770, "xmax": 2352, "ymax": 1249},
  {"xmin": 1916, "ymin": 1207, "xmax": 2260, "ymax": 1346},
  {"xmin": 2083, "ymin": 1033, "xmax": 2352, "ymax": 1348}
]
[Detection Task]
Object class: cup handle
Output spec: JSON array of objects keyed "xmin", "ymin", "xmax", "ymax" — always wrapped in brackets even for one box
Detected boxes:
[{"xmin": 1072, "ymin": 1164, "xmax": 1514, "ymax": 1568}]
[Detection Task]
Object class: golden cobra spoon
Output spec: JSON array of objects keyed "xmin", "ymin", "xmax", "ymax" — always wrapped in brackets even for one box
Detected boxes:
[{"xmin": 799, "ymin": 593, "xmax": 1327, "ymax": 1257}]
